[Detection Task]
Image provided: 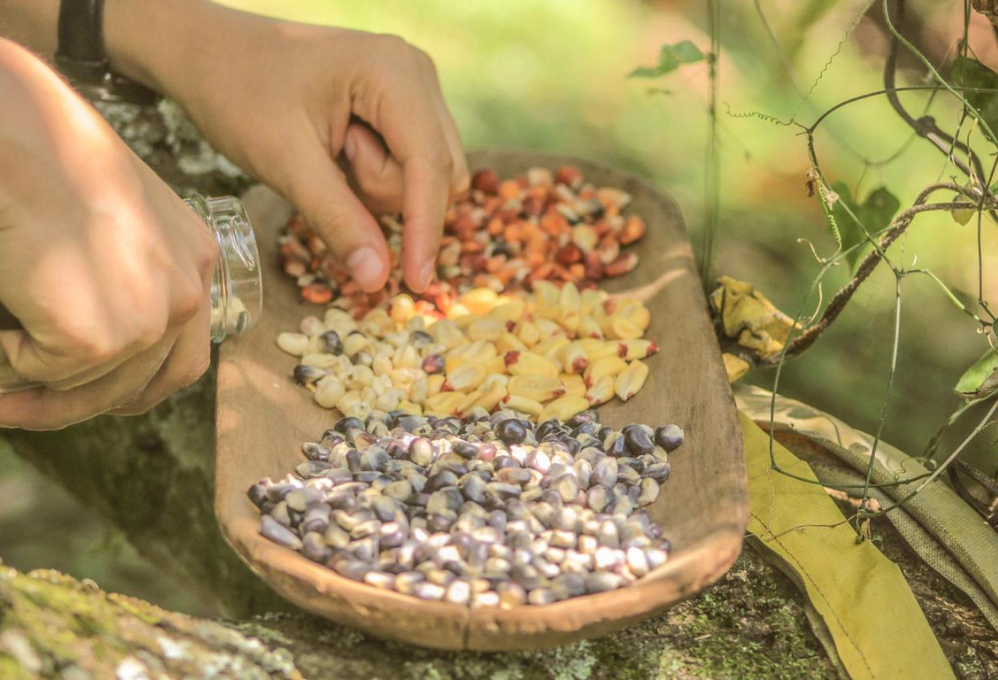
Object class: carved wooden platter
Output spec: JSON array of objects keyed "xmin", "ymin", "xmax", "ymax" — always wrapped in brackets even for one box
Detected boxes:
[{"xmin": 215, "ymin": 150, "xmax": 748, "ymax": 650}]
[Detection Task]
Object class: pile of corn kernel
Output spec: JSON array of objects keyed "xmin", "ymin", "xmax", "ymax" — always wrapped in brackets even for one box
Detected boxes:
[
  {"xmin": 277, "ymin": 281, "xmax": 657, "ymax": 423},
  {"xmin": 277, "ymin": 165, "xmax": 646, "ymax": 313}
]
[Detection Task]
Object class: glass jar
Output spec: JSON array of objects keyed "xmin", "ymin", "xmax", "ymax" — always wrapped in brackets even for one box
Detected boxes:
[{"xmin": 0, "ymin": 194, "xmax": 262, "ymax": 394}]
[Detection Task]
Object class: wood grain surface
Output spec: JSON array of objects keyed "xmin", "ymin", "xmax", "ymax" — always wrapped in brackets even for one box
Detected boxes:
[{"xmin": 215, "ymin": 150, "xmax": 748, "ymax": 650}]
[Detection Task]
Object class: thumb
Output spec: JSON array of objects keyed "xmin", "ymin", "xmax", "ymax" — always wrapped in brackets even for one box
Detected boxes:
[
  {"xmin": 341, "ymin": 123, "xmax": 405, "ymax": 215},
  {"xmin": 283, "ymin": 135, "xmax": 390, "ymax": 294}
]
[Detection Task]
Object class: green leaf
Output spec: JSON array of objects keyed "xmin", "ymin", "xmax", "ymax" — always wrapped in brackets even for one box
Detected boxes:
[
  {"xmin": 829, "ymin": 183, "xmax": 900, "ymax": 270},
  {"xmin": 951, "ymin": 56, "xmax": 998, "ymax": 142},
  {"xmin": 955, "ymin": 349, "xmax": 998, "ymax": 400},
  {"xmin": 629, "ymin": 40, "xmax": 705, "ymax": 79}
]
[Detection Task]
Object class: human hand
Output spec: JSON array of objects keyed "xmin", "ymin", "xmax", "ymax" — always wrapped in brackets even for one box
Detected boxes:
[
  {"xmin": 0, "ymin": 39, "xmax": 218, "ymax": 429},
  {"xmin": 106, "ymin": 0, "xmax": 469, "ymax": 295}
]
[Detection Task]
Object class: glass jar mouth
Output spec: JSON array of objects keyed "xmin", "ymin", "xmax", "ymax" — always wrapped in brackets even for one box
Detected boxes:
[{"xmin": 185, "ymin": 195, "xmax": 264, "ymax": 343}]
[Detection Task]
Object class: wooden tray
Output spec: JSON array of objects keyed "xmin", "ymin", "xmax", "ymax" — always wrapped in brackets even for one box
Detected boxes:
[{"xmin": 215, "ymin": 149, "xmax": 748, "ymax": 650}]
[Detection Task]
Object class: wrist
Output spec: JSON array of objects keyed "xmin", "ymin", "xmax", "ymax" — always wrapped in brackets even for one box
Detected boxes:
[{"xmin": 102, "ymin": 0, "xmax": 213, "ymax": 96}]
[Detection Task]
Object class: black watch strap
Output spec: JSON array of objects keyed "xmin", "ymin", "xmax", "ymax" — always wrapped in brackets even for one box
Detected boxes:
[{"xmin": 54, "ymin": 0, "xmax": 161, "ymax": 105}]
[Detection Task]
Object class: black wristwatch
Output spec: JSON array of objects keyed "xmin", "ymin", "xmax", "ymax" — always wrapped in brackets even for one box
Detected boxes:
[{"xmin": 54, "ymin": 0, "xmax": 161, "ymax": 105}]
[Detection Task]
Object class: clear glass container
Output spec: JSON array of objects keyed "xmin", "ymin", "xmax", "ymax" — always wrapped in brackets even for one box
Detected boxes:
[{"xmin": 0, "ymin": 194, "xmax": 262, "ymax": 394}]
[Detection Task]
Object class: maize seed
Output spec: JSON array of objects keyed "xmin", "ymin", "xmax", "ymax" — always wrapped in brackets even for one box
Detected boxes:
[
  {"xmin": 314, "ymin": 376, "xmax": 345, "ymax": 409},
  {"xmin": 501, "ymin": 395, "xmax": 544, "ymax": 418},
  {"xmin": 586, "ymin": 375, "xmax": 615, "ymax": 406},
  {"xmin": 277, "ymin": 332, "xmax": 309, "ymax": 357},
  {"xmin": 617, "ymin": 339, "xmax": 659, "ymax": 361},
  {"xmin": 614, "ymin": 361, "xmax": 649, "ymax": 402},
  {"xmin": 560, "ymin": 374, "xmax": 587, "ymax": 398},
  {"xmin": 539, "ymin": 395, "xmax": 590, "ymax": 422},
  {"xmin": 585, "ymin": 356, "xmax": 628, "ymax": 384},
  {"xmin": 559, "ymin": 342, "xmax": 589, "ymax": 374},
  {"xmin": 508, "ymin": 374, "xmax": 564, "ymax": 402},
  {"xmin": 504, "ymin": 351, "xmax": 559, "ymax": 379}
]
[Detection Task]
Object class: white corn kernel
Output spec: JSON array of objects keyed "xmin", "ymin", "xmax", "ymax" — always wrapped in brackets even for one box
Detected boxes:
[
  {"xmin": 314, "ymin": 376, "xmax": 345, "ymax": 409},
  {"xmin": 277, "ymin": 332, "xmax": 310, "ymax": 357}
]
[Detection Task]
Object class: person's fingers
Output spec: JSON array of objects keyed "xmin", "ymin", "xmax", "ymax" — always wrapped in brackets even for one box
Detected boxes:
[
  {"xmin": 0, "ymin": 337, "xmax": 174, "ymax": 430},
  {"xmin": 281, "ymin": 130, "xmax": 391, "ymax": 294},
  {"xmin": 340, "ymin": 123, "xmax": 405, "ymax": 215},
  {"xmin": 111, "ymin": 296, "xmax": 212, "ymax": 416},
  {"xmin": 352, "ymin": 46, "xmax": 452, "ymax": 293},
  {"xmin": 416, "ymin": 54, "xmax": 469, "ymax": 199}
]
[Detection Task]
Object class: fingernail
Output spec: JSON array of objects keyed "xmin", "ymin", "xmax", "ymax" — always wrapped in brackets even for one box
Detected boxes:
[
  {"xmin": 348, "ymin": 246, "xmax": 384, "ymax": 292},
  {"xmin": 417, "ymin": 260, "xmax": 435, "ymax": 293},
  {"xmin": 344, "ymin": 130, "xmax": 357, "ymax": 162}
]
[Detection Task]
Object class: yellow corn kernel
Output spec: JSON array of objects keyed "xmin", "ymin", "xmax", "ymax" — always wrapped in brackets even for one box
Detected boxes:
[
  {"xmin": 559, "ymin": 342, "xmax": 589, "ymax": 374},
  {"xmin": 397, "ymin": 399, "xmax": 423, "ymax": 416},
  {"xmin": 504, "ymin": 351, "xmax": 559, "ymax": 379},
  {"xmin": 515, "ymin": 320, "xmax": 541, "ymax": 347},
  {"xmin": 614, "ymin": 360, "xmax": 649, "ymax": 402},
  {"xmin": 390, "ymin": 294, "xmax": 416, "ymax": 325},
  {"xmin": 534, "ymin": 317, "xmax": 566, "ymax": 341},
  {"xmin": 560, "ymin": 373, "xmax": 587, "ymax": 399},
  {"xmin": 467, "ymin": 317, "xmax": 506, "ymax": 342},
  {"xmin": 585, "ymin": 356, "xmax": 628, "ymax": 384},
  {"xmin": 618, "ymin": 339, "xmax": 660, "ymax": 361},
  {"xmin": 539, "ymin": 395, "xmax": 591, "ymax": 422},
  {"xmin": 461, "ymin": 288, "xmax": 500, "ymax": 316},
  {"xmin": 277, "ymin": 332, "xmax": 310, "ymax": 357},
  {"xmin": 578, "ymin": 315, "xmax": 604, "ymax": 340},
  {"xmin": 532, "ymin": 280, "xmax": 560, "ymax": 309},
  {"xmin": 425, "ymin": 391, "xmax": 466, "ymax": 416},
  {"xmin": 458, "ymin": 390, "xmax": 485, "ymax": 416},
  {"xmin": 558, "ymin": 309, "xmax": 581, "ymax": 335},
  {"xmin": 482, "ymin": 373, "xmax": 510, "ymax": 392},
  {"xmin": 445, "ymin": 364, "xmax": 488, "ymax": 392},
  {"xmin": 508, "ymin": 374, "xmax": 564, "ymax": 402},
  {"xmin": 605, "ymin": 315, "xmax": 644, "ymax": 340},
  {"xmin": 427, "ymin": 374, "xmax": 446, "ymax": 398},
  {"xmin": 473, "ymin": 381, "xmax": 508, "ymax": 412},
  {"xmin": 496, "ymin": 332, "xmax": 529, "ymax": 355},
  {"xmin": 540, "ymin": 338, "xmax": 573, "ymax": 365},
  {"xmin": 586, "ymin": 342, "xmax": 621, "ymax": 362},
  {"xmin": 446, "ymin": 302, "xmax": 471, "ymax": 321},
  {"xmin": 445, "ymin": 340, "xmax": 498, "ymax": 373},
  {"xmin": 559, "ymin": 281, "xmax": 581, "ymax": 312},
  {"xmin": 579, "ymin": 289, "xmax": 605, "ymax": 316},
  {"xmin": 585, "ymin": 375, "xmax": 615, "ymax": 406},
  {"xmin": 485, "ymin": 355, "xmax": 508, "ymax": 376},
  {"xmin": 502, "ymin": 395, "xmax": 544, "ymax": 419},
  {"xmin": 489, "ymin": 298, "xmax": 526, "ymax": 323}
]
